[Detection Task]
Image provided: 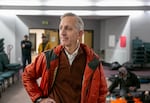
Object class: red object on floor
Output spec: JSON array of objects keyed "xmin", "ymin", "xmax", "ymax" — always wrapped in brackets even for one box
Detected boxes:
[
  {"xmin": 111, "ymin": 97, "xmax": 127, "ymax": 103},
  {"xmin": 110, "ymin": 97, "xmax": 143, "ymax": 103}
]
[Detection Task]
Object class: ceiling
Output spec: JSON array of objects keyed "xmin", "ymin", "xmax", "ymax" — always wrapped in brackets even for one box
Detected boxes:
[
  {"xmin": 0, "ymin": 0, "xmax": 149, "ymax": 6},
  {"xmin": 0, "ymin": 0, "xmax": 150, "ymax": 19}
]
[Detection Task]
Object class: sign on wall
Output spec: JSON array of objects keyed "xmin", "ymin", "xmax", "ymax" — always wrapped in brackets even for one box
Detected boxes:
[
  {"xmin": 120, "ymin": 35, "xmax": 126, "ymax": 48},
  {"xmin": 108, "ymin": 35, "xmax": 116, "ymax": 47}
]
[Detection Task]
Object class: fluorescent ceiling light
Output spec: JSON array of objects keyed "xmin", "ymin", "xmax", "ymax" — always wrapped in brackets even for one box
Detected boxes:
[
  {"xmin": 0, "ymin": 0, "xmax": 148, "ymax": 6},
  {"xmin": 0, "ymin": 10, "xmax": 144, "ymax": 16}
]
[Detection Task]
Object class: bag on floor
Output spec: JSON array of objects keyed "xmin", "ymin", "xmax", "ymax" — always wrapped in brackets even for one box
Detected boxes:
[{"xmin": 111, "ymin": 61, "xmax": 121, "ymax": 70}]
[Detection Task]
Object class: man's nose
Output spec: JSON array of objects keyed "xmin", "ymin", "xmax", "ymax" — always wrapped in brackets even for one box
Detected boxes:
[{"xmin": 60, "ymin": 29, "xmax": 66, "ymax": 35}]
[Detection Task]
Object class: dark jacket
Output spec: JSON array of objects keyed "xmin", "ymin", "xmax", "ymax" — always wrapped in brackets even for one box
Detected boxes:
[
  {"xmin": 21, "ymin": 40, "xmax": 32, "ymax": 56},
  {"xmin": 109, "ymin": 71, "xmax": 140, "ymax": 93}
]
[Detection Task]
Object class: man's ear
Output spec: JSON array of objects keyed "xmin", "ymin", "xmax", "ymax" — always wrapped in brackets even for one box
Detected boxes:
[
  {"xmin": 79, "ymin": 30, "xmax": 84, "ymax": 37},
  {"xmin": 78, "ymin": 30, "xmax": 84, "ymax": 43}
]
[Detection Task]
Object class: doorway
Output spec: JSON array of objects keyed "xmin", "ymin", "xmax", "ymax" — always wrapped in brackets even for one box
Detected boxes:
[
  {"xmin": 29, "ymin": 29, "xmax": 93, "ymax": 61},
  {"xmin": 82, "ymin": 30, "xmax": 93, "ymax": 48},
  {"xmin": 29, "ymin": 29, "xmax": 59, "ymax": 61}
]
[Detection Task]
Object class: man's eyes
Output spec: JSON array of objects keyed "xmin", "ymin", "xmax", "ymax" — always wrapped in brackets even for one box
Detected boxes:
[
  {"xmin": 66, "ymin": 27, "xmax": 72, "ymax": 30},
  {"xmin": 59, "ymin": 26, "xmax": 72, "ymax": 30}
]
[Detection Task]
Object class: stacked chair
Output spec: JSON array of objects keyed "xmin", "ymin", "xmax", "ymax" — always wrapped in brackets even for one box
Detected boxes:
[
  {"xmin": 0, "ymin": 38, "xmax": 22, "ymax": 98},
  {"xmin": 0, "ymin": 38, "xmax": 5, "ymax": 97}
]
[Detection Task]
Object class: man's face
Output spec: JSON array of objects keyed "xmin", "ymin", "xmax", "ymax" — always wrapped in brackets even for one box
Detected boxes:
[
  {"xmin": 59, "ymin": 16, "xmax": 83, "ymax": 48},
  {"xmin": 24, "ymin": 36, "xmax": 28, "ymax": 40},
  {"xmin": 42, "ymin": 37, "xmax": 48, "ymax": 43},
  {"xmin": 118, "ymin": 67, "xmax": 127, "ymax": 78},
  {"xmin": 119, "ymin": 72, "xmax": 125, "ymax": 78}
]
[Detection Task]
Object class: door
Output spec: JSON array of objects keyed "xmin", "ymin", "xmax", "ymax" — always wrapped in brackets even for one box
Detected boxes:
[
  {"xmin": 82, "ymin": 30, "xmax": 93, "ymax": 48},
  {"xmin": 45, "ymin": 29, "xmax": 59, "ymax": 48}
]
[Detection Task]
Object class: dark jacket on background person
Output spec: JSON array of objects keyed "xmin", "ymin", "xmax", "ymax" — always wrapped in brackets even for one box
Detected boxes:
[
  {"xmin": 21, "ymin": 40, "xmax": 32, "ymax": 56},
  {"xmin": 21, "ymin": 37, "xmax": 32, "ymax": 69},
  {"xmin": 109, "ymin": 70, "xmax": 140, "ymax": 93}
]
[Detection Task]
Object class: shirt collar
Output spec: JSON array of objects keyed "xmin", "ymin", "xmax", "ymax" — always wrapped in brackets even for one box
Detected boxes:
[
  {"xmin": 64, "ymin": 44, "xmax": 80, "ymax": 57},
  {"xmin": 64, "ymin": 43, "xmax": 80, "ymax": 65}
]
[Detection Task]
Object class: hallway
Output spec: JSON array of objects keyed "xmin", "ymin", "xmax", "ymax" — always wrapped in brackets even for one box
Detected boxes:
[
  {"xmin": 0, "ymin": 80, "xmax": 32, "ymax": 103},
  {"xmin": 0, "ymin": 67, "xmax": 150, "ymax": 103},
  {"xmin": 1, "ymin": 78, "xmax": 150, "ymax": 103}
]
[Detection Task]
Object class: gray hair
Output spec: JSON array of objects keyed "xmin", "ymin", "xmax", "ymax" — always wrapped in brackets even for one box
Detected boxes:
[
  {"xmin": 118, "ymin": 66, "xmax": 127, "ymax": 75},
  {"xmin": 60, "ymin": 12, "xmax": 84, "ymax": 30}
]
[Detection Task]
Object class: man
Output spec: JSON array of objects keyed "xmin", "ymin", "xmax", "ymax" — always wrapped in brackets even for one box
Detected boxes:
[
  {"xmin": 108, "ymin": 66, "xmax": 140, "ymax": 97},
  {"xmin": 21, "ymin": 35, "xmax": 32, "ymax": 70},
  {"xmin": 22, "ymin": 12, "xmax": 108, "ymax": 103},
  {"xmin": 38, "ymin": 34, "xmax": 51, "ymax": 54}
]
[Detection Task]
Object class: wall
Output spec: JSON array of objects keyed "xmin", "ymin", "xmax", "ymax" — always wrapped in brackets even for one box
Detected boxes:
[
  {"xmin": 83, "ymin": 19, "xmax": 101, "ymax": 51},
  {"xmin": 0, "ymin": 15, "xmax": 16, "ymax": 63},
  {"xmin": 10, "ymin": 15, "xmax": 102, "ymax": 64},
  {"xmin": 18, "ymin": 16, "xmax": 60, "ymax": 29},
  {"xmin": 18, "ymin": 15, "xmax": 101, "ymax": 51},
  {"xmin": 0, "ymin": 15, "xmax": 28, "ymax": 63},
  {"xmin": 15, "ymin": 16, "xmax": 28, "ymax": 64},
  {"xmin": 131, "ymin": 12, "xmax": 150, "ymax": 42},
  {"xmin": 1, "ymin": 12, "xmax": 150, "ymax": 64},
  {"xmin": 101, "ymin": 16, "xmax": 131, "ymax": 64}
]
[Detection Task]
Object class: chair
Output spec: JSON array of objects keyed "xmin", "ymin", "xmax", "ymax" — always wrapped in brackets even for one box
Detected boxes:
[
  {"xmin": 0, "ymin": 82, "xmax": 1, "ymax": 98},
  {"xmin": 0, "ymin": 76, "xmax": 4, "ymax": 98},
  {"xmin": 0, "ymin": 60, "xmax": 15, "ymax": 89},
  {"xmin": 0, "ymin": 52, "xmax": 22, "ymax": 86}
]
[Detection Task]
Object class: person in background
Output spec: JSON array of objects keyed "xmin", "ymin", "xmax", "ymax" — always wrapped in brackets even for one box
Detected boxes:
[
  {"xmin": 38, "ymin": 34, "xmax": 51, "ymax": 54},
  {"xmin": 22, "ymin": 12, "xmax": 108, "ymax": 103},
  {"xmin": 108, "ymin": 66, "xmax": 140, "ymax": 97},
  {"xmin": 21, "ymin": 34, "xmax": 32, "ymax": 70}
]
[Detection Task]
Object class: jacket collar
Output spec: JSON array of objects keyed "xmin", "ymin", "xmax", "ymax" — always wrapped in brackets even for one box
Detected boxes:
[{"xmin": 53, "ymin": 43, "xmax": 100, "ymax": 71}]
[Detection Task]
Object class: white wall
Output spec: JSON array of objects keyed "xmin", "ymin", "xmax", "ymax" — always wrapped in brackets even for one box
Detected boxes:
[
  {"xmin": 0, "ymin": 14, "xmax": 28, "ymax": 63},
  {"xmin": 131, "ymin": 11, "xmax": 150, "ymax": 42},
  {"xmin": 15, "ymin": 16, "xmax": 28, "ymax": 64},
  {"xmin": 100, "ymin": 11, "xmax": 150, "ymax": 64},
  {"xmin": 101, "ymin": 16, "xmax": 131, "ymax": 64},
  {"xmin": 0, "ymin": 15, "xmax": 16, "ymax": 63}
]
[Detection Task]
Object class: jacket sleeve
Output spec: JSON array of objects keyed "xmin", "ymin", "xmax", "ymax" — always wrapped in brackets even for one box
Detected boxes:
[
  {"xmin": 38, "ymin": 44, "xmax": 42, "ymax": 54},
  {"xmin": 98, "ymin": 63, "xmax": 108, "ymax": 103},
  {"xmin": 109, "ymin": 77, "xmax": 120, "ymax": 93},
  {"xmin": 131, "ymin": 72, "xmax": 141, "ymax": 89},
  {"xmin": 22, "ymin": 53, "xmax": 47, "ymax": 102}
]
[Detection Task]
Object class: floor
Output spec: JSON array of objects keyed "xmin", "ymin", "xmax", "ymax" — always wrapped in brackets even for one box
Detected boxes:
[
  {"xmin": 0, "ymin": 66, "xmax": 150, "ymax": 103},
  {"xmin": 0, "ymin": 80, "xmax": 32, "ymax": 103}
]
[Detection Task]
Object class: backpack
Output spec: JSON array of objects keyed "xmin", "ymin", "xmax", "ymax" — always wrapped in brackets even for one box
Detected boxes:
[{"xmin": 111, "ymin": 61, "xmax": 121, "ymax": 70}]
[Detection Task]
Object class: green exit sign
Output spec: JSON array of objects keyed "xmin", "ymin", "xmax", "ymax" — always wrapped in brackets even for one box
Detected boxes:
[{"xmin": 42, "ymin": 20, "xmax": 49, "ymax": 25}]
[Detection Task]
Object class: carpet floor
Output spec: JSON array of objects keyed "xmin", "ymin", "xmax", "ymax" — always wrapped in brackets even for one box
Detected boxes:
[{"xmin": 0, "ymin": 66, "xmax": 150, "ymax": 103}]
